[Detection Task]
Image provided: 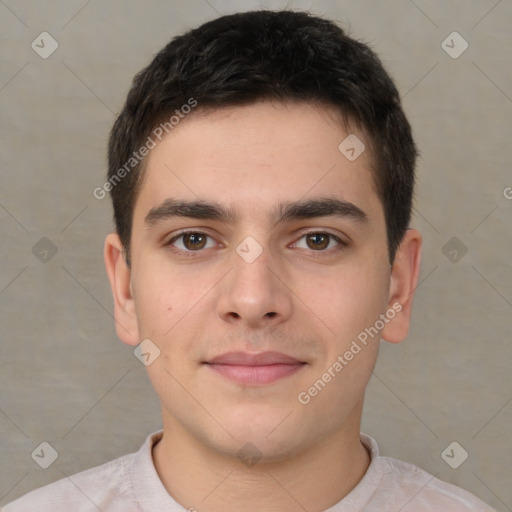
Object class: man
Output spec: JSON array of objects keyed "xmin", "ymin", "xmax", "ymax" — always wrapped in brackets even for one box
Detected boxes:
[{"xmin": 3, "ymin": 9, "xmax": 496, "ymax": 512}]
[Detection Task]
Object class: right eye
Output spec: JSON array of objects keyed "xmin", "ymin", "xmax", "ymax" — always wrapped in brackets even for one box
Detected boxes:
[{"xmin": 165, "ymin": 231, "xmax": 217, "ymax": 255}]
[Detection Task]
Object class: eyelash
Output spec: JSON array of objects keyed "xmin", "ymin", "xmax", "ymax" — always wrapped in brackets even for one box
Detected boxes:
[{"xmin": 164, "ymin": 230, "xmax": 347, "ymax": 258}]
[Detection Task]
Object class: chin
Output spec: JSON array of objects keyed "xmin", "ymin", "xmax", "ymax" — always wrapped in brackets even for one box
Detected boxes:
[{"xmin": 214, "ymin": 413, "xmax": 314, "ymax": 462}]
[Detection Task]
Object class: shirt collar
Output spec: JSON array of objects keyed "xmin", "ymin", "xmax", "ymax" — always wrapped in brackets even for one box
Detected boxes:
[{"xmin": 130, "ymin": 430, "xmax": 384, "ymax": 511}]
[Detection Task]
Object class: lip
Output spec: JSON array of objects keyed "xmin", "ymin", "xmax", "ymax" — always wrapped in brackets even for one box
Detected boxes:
[{"xmin": 204, "ymin": 351, "xmax": 306, "ymax": 385}]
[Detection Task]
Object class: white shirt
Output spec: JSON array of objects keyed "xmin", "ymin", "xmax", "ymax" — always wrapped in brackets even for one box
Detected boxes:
[{"xmin": 2, "ymin": 431, "xmax": 496, "ymax": 511}]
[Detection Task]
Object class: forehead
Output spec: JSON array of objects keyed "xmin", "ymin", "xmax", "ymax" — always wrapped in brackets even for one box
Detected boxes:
[{"xmin": 134, "ymin": 101, "xmax": 383, "ymax": 225}]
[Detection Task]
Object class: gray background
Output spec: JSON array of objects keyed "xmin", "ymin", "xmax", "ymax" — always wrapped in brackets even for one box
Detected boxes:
[{"xmin": 1, "ymin": 0, "xmax": 511, "ymax": 510}]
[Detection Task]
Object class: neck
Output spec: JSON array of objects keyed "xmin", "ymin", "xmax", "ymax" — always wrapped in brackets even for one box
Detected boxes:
[{"xmin": 152, "ymin": 404, "xmax": 370, "ymax": 512}]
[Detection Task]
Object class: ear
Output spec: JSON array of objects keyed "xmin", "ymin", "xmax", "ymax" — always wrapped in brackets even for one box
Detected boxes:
[
  {"xmin": 381, "ymin": 228, "xmax": 422, "ymax": 344},
  {"xmin": 104, "ymin": 233, "xmax": 140, "ymax": 346}
]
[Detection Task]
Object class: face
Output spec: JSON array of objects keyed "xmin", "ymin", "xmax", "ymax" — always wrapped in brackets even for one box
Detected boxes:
[{"xmin": 106, "ymin": 101, "xmax": 419, "ymax": 462}]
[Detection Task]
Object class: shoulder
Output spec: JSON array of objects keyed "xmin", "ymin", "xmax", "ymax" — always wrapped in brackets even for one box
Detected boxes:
[
  {"xmin": 382, "ymin": 456, "xmax": 495, "ymax": 511},
  {"xmin": 2, "ymin": 452, "xmax": 136, "ymax": 512},
  {"xmin": 358, "ymin": 434, "xmax": 496, "ymax": 511}
]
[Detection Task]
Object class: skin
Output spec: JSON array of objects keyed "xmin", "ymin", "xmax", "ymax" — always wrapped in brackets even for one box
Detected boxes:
[{"xmin": 105, "ymin": 101, "xmax": 422, "ymax": 512}]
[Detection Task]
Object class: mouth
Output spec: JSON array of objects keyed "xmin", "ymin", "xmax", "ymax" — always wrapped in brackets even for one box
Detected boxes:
[{"xmin": 203, "ymin": 351, "xmax": 307, "ymax": 385}]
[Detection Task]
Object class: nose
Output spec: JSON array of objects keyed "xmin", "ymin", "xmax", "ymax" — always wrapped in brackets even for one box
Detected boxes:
[{"xmin": 215, "ymin": 242, "xmax": 293, "ymax": 330}]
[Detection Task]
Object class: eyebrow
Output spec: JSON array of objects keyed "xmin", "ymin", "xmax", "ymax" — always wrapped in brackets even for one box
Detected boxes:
[{"xmin": 144, "ymin": 196, "xmax": 369, "ymax": 227}]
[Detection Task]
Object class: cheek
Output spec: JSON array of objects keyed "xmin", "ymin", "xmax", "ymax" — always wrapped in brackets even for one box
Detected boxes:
[
  {"xmin": 131, "ymin": 261, "xmax": 184, "ymax": 339},
  {"xmin": 306, "ymin": 264, "xmax": 389, "ymax": 344},
  {"xmin": 131, "ymin": 258, "xmax": 219, "ymax": 354},
  {"xmin": 296, "ymin": 266, "xmax": 388, "ymax": 414}
]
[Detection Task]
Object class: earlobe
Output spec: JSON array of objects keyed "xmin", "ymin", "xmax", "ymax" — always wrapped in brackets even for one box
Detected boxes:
[
  {"xmin": 381, "ymin": 228, "xmax": 422, "ymax": 344},
  {"xmin": 104, "ymin": 233, "xmax": 140, "ymax": 346}
]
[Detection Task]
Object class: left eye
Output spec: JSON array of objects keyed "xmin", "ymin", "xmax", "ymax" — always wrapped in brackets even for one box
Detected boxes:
[{"xmin": 293, "ymin": 232, "xmax": 343, "ymax": 251}]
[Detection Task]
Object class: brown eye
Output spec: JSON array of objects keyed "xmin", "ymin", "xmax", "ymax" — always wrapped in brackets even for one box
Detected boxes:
[
  {"xmin": 167, "ymin": 231, "xmax": 215, "ymax": 254},
  {"xmin": 306, "ymin": 233, "xmax": 330, "ymax": 250},
  {"xmin": 293, "ymin": 232, "xmax": 344, "ymax": 252},
  {"xmin": 182, "ymin": 232, "xmax": 207, "ymax": 250}
]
